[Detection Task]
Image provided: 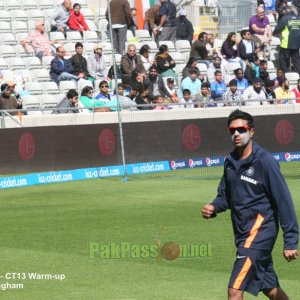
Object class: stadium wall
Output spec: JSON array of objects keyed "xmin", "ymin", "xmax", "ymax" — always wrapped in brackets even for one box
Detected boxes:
[{"xmin": 0, "ymin": 106, "xmax": 300, "ymax": 178}]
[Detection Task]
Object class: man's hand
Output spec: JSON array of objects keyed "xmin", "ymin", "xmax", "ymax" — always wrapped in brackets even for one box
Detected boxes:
[
  {"xmin": 283, "ymin": 249, "xmax": 299, "ymax": 262},
  {"xmin": 201, "ymin": 204, "xmax": 215, "ymax": 219}
]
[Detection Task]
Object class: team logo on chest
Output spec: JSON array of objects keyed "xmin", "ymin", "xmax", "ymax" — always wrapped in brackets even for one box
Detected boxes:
[{"xmin": 246, "ymin": 167, "xmax": 254, "ymax": 177}]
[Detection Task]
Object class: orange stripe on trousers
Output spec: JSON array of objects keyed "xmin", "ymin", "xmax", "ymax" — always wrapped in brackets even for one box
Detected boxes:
[
  {"xmin": 244, "ymin": 213, "xmax": 264, "ymax": 248},
  {"xmin": 233, "ymin": 257, "xmax": 252, "ymax": 290}
]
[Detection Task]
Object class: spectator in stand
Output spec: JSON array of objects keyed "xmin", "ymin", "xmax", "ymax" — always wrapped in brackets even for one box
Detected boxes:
[
  {"xmin": 223, "ymin": 79, "xmax": 243, "ymax": 106},
  {"xmin": 243, "ymin": 78, "xmax": 267, "ymax": 106},
  {"xmin": 190, "ymin": 32, "xmax": 209, "ymax": 61},
  {"xmin": 68, "ymin": 3, "xmax": 90, "ymax": 35},
  {"xmin": 210, "ymin": 70, "xmax": 226, "ymax": 104},
  {"xmin": 195, "ymin": 82, "xmax": 213, "ymax": 107},
  {"xmin": 221, "ymin": 32, "xmax": 244, "ymax": 69},
  {"xmin": 273, "ymin": 2, "xmax": 300, "ymax": 74},
  {"xmin": 175, "ymin": 9, "xmax": 194, "ymax": 45},
  {"xmin": 144, "ymin": 66, "xmax": 172, "ymax": 100},
  {"xmin": 50, "ymin": 46, "xmax": 84, "ymax": 85},
  {"xmin": 95, "ymin": 80, "xmax": 118, "ymax": 110},
  {"xmin": 179, "ymin": 89, "xmax": 194, "ymax": 108},
  {"xmin": 274, "ymin": 77, "xmax": 293, "ymax": 104},
  {"xmin": 182, "ymin": 57, "xmax": 201, "ymax": 79},
  {"xmin": 130, "ymin": 70, "xmax": 145, "ymax": 93},
  {"xmin": 291, "ymin": 78, "xmax": 300, "ymax": 103},
  {"xmin": 206, "ymin": 34, "xmax": 222, "ymax": 60},
  {"xmin": 249, "ymin": 6, "xmax": 272, "ymax": 46},
  {"xmin": 110, "ymin": 83, "xmax": 136, "ymax": 110},
  {"xmin": 273, "ymin": 67, "xmax": 286, "ymax": 87},
  {"xmin": 80, "ymin": 86, "xmax": 110, "ymax": 112},
  {"xmin": 244, "ymin": 55, "xmax": 261, "ymax": 84},
  {"xmin": 178, "ymin": 68, "xmax": 201, "ymax": 100},
  {"xmin": 259, "ymin": 59, "xmax": 270, "ymax": 83},
  {"xmin": 106, "ymin": 0, "xmax": 132, "ymax": 55},
  {"xmin": 234, "ymin": 68, "xmax": 249, "ymax": 94},
  {"xmin": 165, "ymin": 77, "xmax": 177, "ymax": 96},
  {"xmin": 155, "ymin": 44, "xmax": 177, "ymax": 81},
  {"xmin": 263, "ymin": 79, "xmax": 276, "ymax": 104},
  {"xmin": 237, "ymin": 29, "xmax": 265, "ymax": 63},
  {"xmin": 0, "ymin": 83, "xmax": 22, "ymax": 116},
  {"xmin": 69, "ymin": 42, "xmax": 89, "ymax": 79},
  {"xmin": 120, "ymin": 44, "xmax": 146, "ymax": 83},
  {"xmin": 155, "ymin": 0, "xmax": 177, "ymax": 44},
  {"xmin": 87, "ymin": 44, "xmax": 106, "ymax": 82},
  {"xmin": 207, "ymin": 56, "xmax": 226, "ymax": 83},
  {"xmin": 50, "ymin": 0, "xmax": 71, "ymax": 35},
  {"xmin": 135, "ymin": 84, "xmax": 151, "ymax": 110},
  {"xmin": 139, "ymin": 45, "xmax": 156, "ymax": 72},
  {"xmin": 53, "ymin": 89, "xmax": 79, "ymax": 114},
  {"xmin": 128, "ymin": 8, "xmax": 137, "ymax": 37},
  {"xmin": 276, "ymin": 0, "xmax": 289, "ymax": 20},
  {"xmin": 151, "ymin": 95, "xmax": 168, "ymax": 110},
  {"xmin": 20, "ymin": 19, "xmax": 57, "ymax": 59},
  {"xmin": 144, "ymin": 4, "xmax": 161, "ymax": 37},
  {"xmin": 265, "ymin": 0, "xmax": 277, "ymax": 19}
]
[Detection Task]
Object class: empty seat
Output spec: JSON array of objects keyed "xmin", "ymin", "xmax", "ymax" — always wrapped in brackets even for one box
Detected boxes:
[
  {"xmin": 0, "ymin": 45, "xmax": 17, "ymax": 58},
  {"xmin": 21, "ymin": 0, "xmax": 38, "ymax": 10},
  {"xmin": 285, "ymin": 72, "xmax": 299, "ymax": 85},
  {"xmin": 98, "ymin": 19, "xmax": 108, "ymax": 32},
  {"xmin": 135, "ymin": 30, "xmax": 152, "ymax": 42},
  {"xmin": 28, "ymin": 9, "xmax": 45, "ymax": 22},
  {"xmin": 37, "ymin": 0, "xmax": 54, "ymax": 10},
  {"xmin": 25, "ymin": 82, "xmax": 44, "ymax": 95},
  {"xmin": 66, "ymin": 31, "xmax": 83, "ymax": 42},
  {"xmin": 0, "ymin": 33, "xmax": 17, "ymax": 45},
  {"xmin": 0, "ymin": 10, "xmax": 12, "ymax": 22},
  {"xmin": 171, "ymin": 52, "xmax": 186, "ymax": 64},
  {"xmin": 175, "ymin": 40, "xmax": 191, "ymax": 52},
  {"xmin": 41, "ymin": 94, "xmax": 60, "ymax": 113},
  {"xmin": 12, "ymin": 21, "xmax": 29, "ymax": 34},
  {"xmin": 42, "ymin": 56, "xmax": 54, "ymax": 70},
  {"xmin": 4, "ymin": 0, "xmax": 20, "ymax": 11},
  {"xmin": 32, "ymin": 69, "xmax": 51, "ymax": 82},
  {"xmin": 49, "ymin": 31, "xmax": 65, "ymax": 42},
  {"xmin": 25, "ymin": 57, "xmax": 42, "ymax": 70},
  {"xmin": 0, "ymin": 21, "xmax": 12, "ymax": 33},
  {"xmin": 8, "ymin": 57, "xmax": 27, "ymax": 70},
  {"xmin": 16, "ymin": 44, "xmax": 34, "ymax": 58},
  {"xmin": 83, "ymin": 31, "xmax": 99, "ymax": 43},
  {"xmin": 82, "ymin": 43, "xmax": 94, "ymax": 55},
  {"xmin": 85, "ymin": 20, "xmax": 98, "ymax": 32},
  {"xmin": 10, "ymin": 10, "xmax": 29, "ymax": 22},
  {"xmin": 22, "ymin": 95, "xmax": 42, "ymax": 109},
  {"xmin": 40, "ymin": 81, "xmax": 60, "ymax": 94},
  {"xmin": 0, "ymin": 58, "xmax": 9, "ymax": 69},
  {"xmin": 59, "ymin": 81, "xmax": 77, "ymax": 93},
  {"xmin": 80, "ymin": 8, "xmax": 95, "ymax": 21}
]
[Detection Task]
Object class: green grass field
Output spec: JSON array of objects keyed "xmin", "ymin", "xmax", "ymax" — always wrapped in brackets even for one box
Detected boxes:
[{"xmin": 0, "ymin": 174, "xmax": 299, "ymax": 300}]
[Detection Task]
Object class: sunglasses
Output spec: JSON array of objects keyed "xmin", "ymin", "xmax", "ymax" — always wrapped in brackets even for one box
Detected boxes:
[
  {"xmin": 101, "ymin": 85, "xmax": 109, "ymax": 88},
  {"xmin": 228, "ymin": 125, "xmax": 251, "ymax": 135}
]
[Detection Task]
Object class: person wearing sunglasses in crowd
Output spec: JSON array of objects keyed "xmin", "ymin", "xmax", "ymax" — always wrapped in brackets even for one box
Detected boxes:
[
  {"xmin": 202, "ymin": 109, "xmax": 298, "ymax": 300},
  {"xmin": 79, "ymin": 86, "xmax": 110, "ymax": 112}
]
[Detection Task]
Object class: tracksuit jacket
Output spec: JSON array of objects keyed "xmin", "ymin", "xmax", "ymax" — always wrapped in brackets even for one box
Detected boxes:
[
  {"xmin": 273, "ymin": 11, "xmax": 300, "ymax": 49},
  {"xmin": 212, "ymin": 142, "xmax": 299, "ymax": 251}
]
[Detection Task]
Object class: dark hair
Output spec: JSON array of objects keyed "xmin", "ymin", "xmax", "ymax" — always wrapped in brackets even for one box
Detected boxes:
[
  {"xmin": 99, "ymin": 80, "xmax": 108, "ymax": 88},
  {"xmin": 276, "ymin": 67, "xmax": 285, "ymax": 73},
  {"xmin": 227, "ymin": 109, "xmax": 254, "ymax": 128},
  {"xmin": 66, "ymin": 89, "xmax": 78, "ymax": 99},
  {"xmin": 189, "ymin": 67, "xmax": 199, "ymax": 74},
  {"xmin": 234, "ymin": 68, "xmax": 243, "ymax": 75},
  {"xmin": 73, "ymin": 3, "xmax": 81, "ymax": 9},
  {"xmin": 81, "ymin": 86, "xmax": 93, "ymax": 96},
  {"xmin": 149, "ymin": 65, "xmax": 158, "ymax": 72},
  {"xmin": 139, "ymin": 44, "xmax": 150, "ymax": 56},
  {"xmin": 260, "ymin": 60, "xmax": 267, "ymax": 66},
  {"xmin": 1, "ymin": 83, "xmax": 9, "ymax": 92},
  {"xmin": 140, "ymin": 84, "xmax": 149, "ymax": 93},
  {"xmin": 183, "ymin": 89, "xmax": 191, "ymax": 95},
  {"xmin": 158, "ymin": 44, "xmax": 168, "ymax": 53},
  {"xmin": 186, "ymin": 57, "xmax": 198, "ymax": 67},
  {"xmin": 117, "ymin": 83, "xmax": 124, "ymax": 89},
  {"xmin": 75, "ymin": 42, "xmax": 83, "ymax": 49},
  {"xmin": 225, "ymin": 32, "xmax": 236, "ymax": 46},
  {"xmin": 240, "ymin": 29, "xmax": 250, "ymax": 39},
  {"xmin": 214, "ymin": 70, "xmax": 222, "ymax": 76},
  {"xmin": 201, "ymin": 82, "xmax": 210, "ymax": 89},
  {"xmin": 229, "ymin": 79, "xmax": 237, "ymax": 86},
  {"xmin": 198, "ymin": 32, "xmax": 207, "ymax": 40}
]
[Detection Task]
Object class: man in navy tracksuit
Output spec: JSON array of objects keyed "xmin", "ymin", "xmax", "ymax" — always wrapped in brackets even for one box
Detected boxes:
[{"xmin": 202, "ymin": 109, "xmax": 299, "ymax": 300}]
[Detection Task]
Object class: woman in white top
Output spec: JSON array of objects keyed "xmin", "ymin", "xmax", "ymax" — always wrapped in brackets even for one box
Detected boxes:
[{"xmin": 139, "ymin": 44, "xmax": 155, "ymax": 72}]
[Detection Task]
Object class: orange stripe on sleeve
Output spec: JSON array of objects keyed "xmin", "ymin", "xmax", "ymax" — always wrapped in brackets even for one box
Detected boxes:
[
  {"xmin": 244, "ymin": 213, "xmax": 264, "ymax": 249},
  {"xmin": 233, "ymin": 257, "xmax": 252, "ymax": 290}
]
